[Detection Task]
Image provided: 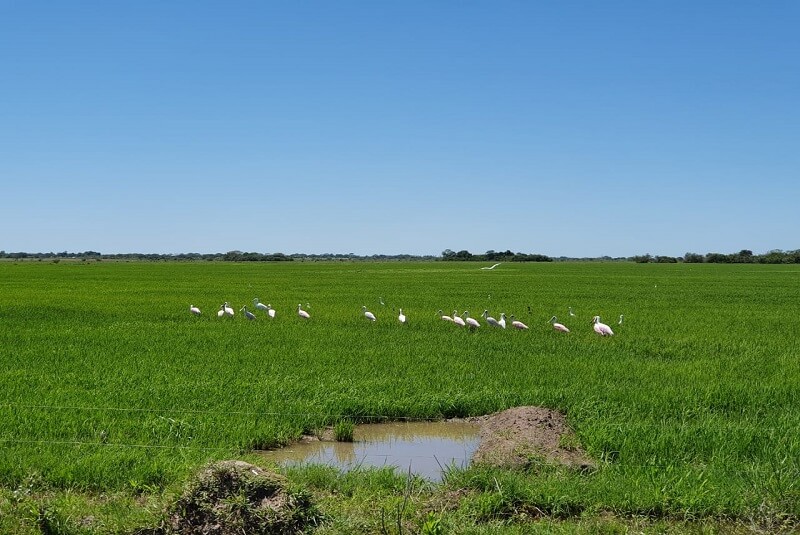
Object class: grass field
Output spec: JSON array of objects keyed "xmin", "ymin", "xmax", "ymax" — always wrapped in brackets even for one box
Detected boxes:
[{"xmin": 1, "ymin": 260, "xmax": 799, "ymax": 533}]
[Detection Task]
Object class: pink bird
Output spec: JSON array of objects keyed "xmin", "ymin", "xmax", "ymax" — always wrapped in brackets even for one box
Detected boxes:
[
  {"xmin": 297, "ymin": 304, "xmax": 311, "ymax": 319},
  {"xmin": 462, "ymin": 311, "xmax": 480, "ymax": 329},
  {"xmin": 452, "ymin": 310, "xmax": 466, "ymax": 327},
  {"xmin": 549, "ymin": 316, "xmax": 570, "ymax": 333},
  {"xmin": 438, "ymin": 309, "xmax": 454, "ymax": 322},
  {"xmin": 509, "ymin": 315, "xmax": 528, "ymax": 330},
  {"xmin": 592, "ymin": 316, "xmax": 614, "ymax": 336}
]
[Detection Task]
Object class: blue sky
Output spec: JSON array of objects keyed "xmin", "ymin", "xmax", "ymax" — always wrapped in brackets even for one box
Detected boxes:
[{"xmin": 1, "ymin": 1, "xmax": 798, "ymax": 257}]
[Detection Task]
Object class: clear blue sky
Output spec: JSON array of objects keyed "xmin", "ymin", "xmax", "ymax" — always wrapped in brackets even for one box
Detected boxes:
[{"xmin": 2, "ymin": 1, "xmax": 797, "ymax": 257}]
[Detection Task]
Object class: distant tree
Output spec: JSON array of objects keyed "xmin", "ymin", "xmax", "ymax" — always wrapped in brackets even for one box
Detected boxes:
[
  {"xmin": 631, "ymin": 254, "xmax": 652, "ymax": 263},
  {"xmin": 455, "ymin": 250, "xmax": 473, "ymax": 260},
  {"xmin": 441, "ymin": 249, "xmax": 456, "ymax": 260},
  {"xmin": 684, "ymin": 252, "xmax": 704, "ymax": 263},
  {"xmin": 655, "ymin": 256, "xmax": 678, "ymax": 263},
  {"xmin": 705, "ymin": 252, "xmax": 731, "ymax": 263}
]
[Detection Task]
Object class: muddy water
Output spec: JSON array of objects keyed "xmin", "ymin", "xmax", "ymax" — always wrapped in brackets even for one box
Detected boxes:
[{"xmin": 260, "ymin": 421, "xmax": 481, "ymax": 482}]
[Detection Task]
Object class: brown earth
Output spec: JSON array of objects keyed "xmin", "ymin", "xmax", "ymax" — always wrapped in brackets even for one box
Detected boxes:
[{"xmin": 467, "ymin": 406, "xmax": 595, "ymax": 471}]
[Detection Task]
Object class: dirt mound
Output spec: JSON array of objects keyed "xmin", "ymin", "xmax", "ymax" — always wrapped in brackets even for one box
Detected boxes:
[
  {"xmin": 165, "ymin": 460, "xmax": 321, "ymax": 534},
  {"xmin": 471, "ymin": 406, "xmax": 594, "ymax": 470}
]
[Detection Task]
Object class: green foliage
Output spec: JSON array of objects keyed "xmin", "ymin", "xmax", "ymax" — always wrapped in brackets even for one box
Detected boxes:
[{"xmin": 334, "ymin": 421, "xmax": 355, "ymax": 442}]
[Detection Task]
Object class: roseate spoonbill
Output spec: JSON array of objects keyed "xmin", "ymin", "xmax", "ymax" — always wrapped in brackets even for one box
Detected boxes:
[
  {"xmin": 482, "ymin": 310, "xmax": 501, "ymax": 328},
  {"xmin": 253, "ymin": 298, "xmax": 269, "ymax": 312},
  {"xmin": 618, "ymin": 314, "xmax": 624, "ymax": 325},
  {"xmin": 462, "ymin": 311, "xmax": 480, "ymax": 329},
  {"xmin": 481, "ymin": 263, "xmax": 501, "ymax": 270},
  {"xmin": 189, "ymin": 305, "xmax": 201, "ymax": 315},
  {"xmin": 592, "ymin": 316, "xmax": 614, "ymax": 336},
  {"xmin": 398, "ymin": 308, "xmax": 406, "ymax": 323},
  {"xmin": 498, "ymin": 313, "xmax": 507, "ymax": 329},
  {"xmin": 549, "ymin": 316, "xmax": 570, "ymax": 332},
  {"xmin": 266, "ymin": 304, "xmax": 276, "ymax": 318},
  {"xmin": 438, "ymin": 309, "xmax": 454, "ymax": 322},
  {"xmin": 452, "ymin": 310, "xmax": 466, "ymax": 327},
  {"xmin": 223, "ymin": 302, "xmax": 234, "ymax": 317},
  {"xmin": 509, "ymin": 315, "xmax": 528, "ymax": 330},
  {"xmin": 240, "ymin": 306, "xmax": 256, "ymax": 320},
  {"xmin": 362, "ymin": 306, "xmax": 376, "ymax": 321},
  {"xmin": 297, "ymin": 304, "xmax": 310, "ymax": 319}
]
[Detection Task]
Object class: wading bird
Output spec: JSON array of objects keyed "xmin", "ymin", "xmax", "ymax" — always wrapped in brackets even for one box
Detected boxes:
[
  {"xmin": 223, "ymin": 302, "xmax": 235, "ymax": 317},
  {"xmin": 452, "ymin": 310, "xmax": 466, "ymax": 327},
  {"xmin": 297, "ymin": 304, "xmax": 310, "ymax": 319},
  {"xmin": 569, "ymin": 307, "xmax": 576, "ymax": 317},
  {"xmin": 398, "ymin": 308, "xmax": 406, "ymax": 324},
  {"xmin": 379, "ymin": 297, "xmax": 385, "ymax": 306},
  {"xmin": 240, "ymin": 306, "xmax": 256, "ymax": 320},
  {"xmin": 438, "ymin": 309, "xmax": 454, "ymax": 322},
  {"xmin": 253, "ymin": 298, "xmax": 269, "ymax": 312},
  {"xmin": 482, "ymin": 310, "xmax": 501, "ymax": 328},
  {"xmin": 189, "ymin": 305, "xmax": 201, "ymax": 315},
  {"xmin": 462, "ymin": 311, "xmax": 480, "ymax": 329},
  {"xmin": 266, "ymin": 304, "xmax": 276, "ymax": 318},
  {"xmin": 549, "ymin": 316, "xmax": 570, "ymax": 332},
  {"xmin": 481, "ymin": 263, "xmax": 501, "ymax": 270},
  {"xmin": 509, "ymin": 315, "xmax": 528, "ymax": 330},
  {"xmin": 618, "ymin": 314, "xmax": 624, "ymax": 325},
  {"xmin": 498, "ymin": 313, "xmax": 507, "ymax": 329},
  {"xmin": 592, "ymin": 316, "xmax": 614, "ymax": 336},
  {"xmin": 362, "ymin": 306, "xmax": 376, "ymax": 321},
  {"xmin": 217, "ymin": 305, "xmax": 225, "ymax": 318}
]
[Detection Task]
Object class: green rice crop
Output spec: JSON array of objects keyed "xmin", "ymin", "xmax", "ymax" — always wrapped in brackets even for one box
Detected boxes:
[{"xmin": 1, "ymin": 260, "xmax": 799, "ymax": 521}]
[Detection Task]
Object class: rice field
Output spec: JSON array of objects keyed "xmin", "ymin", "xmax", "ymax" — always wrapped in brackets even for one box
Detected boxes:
[{"xmin": 1, "ymin": 260, "xmax": 799, "ymax": 530}]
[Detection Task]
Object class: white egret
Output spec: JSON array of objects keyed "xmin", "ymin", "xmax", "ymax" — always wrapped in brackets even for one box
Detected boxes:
[
  {"xmin": 398, "ymin": 308, "xmax": 406, "ymax": 324},
  {"xmin": 223, "ymin": 302, "xmax": 235, "ymax": 317},
  {"xmin": 266, "ymin": 304, "xmax": 276, "ymax": 318},
  {"xmin": 217, "ymin": 305, "xmax": 225, "ymax": 318},
  {"xmin": 569, "ymin": 307, "xmax": 576, "ymax": 317},
  {"xmin": 297, "ymin": 304, "xmax": 310, "ymax": 319},
  {"xmin": 618, "ymin": 314, "xmax": 624, "ymax": 325},
  {"xmin": 189, "ymin": 305, "xmax": 201, "ymax": 316},
  {"xmin": 498, "ymin": 313, "xmax": 507, "ymax": 329},
  {"xmin": 481, "ymin": 263, "xmax": 501, "ymax": 270}
]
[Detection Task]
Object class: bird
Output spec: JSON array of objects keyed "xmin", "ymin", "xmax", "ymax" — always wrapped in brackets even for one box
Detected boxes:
[
  {"xmin": 509, "ymin": 315, "xmax": 528, "ymax": 330},
  {"xmin": 462, "ymin": 311, "xmax": 480, "ymax": 329},
  {"xmin": 438, "ymin": 309, "xmax": 454, "ymax": 322},
  {"xmin": 379, "ymin": 297, "xmax": 385, "ymax": 306},
  {"xmin": 240, "ymin": 306, "xmax": 256, "ymax": 320},
  {"xmin": 569, "ymin": 307, "xmax": 576, "ymax": 317},
  {"xmin": 297, "ymin": 304, "xmax": 310, "ymax": 319},
  {"xmin": 398, "ymin": 308, "xmax": 406, "ymax": 324},
  {"xmin": 618, "ymin": 314, "xmax": 624, "ymax": 325},
  {"xmin": 498, "ymin": 313, "xmax": 507, "ymax": 329},
  {"xmin": 362, "ymin": 305, "xmax": 376, "ymax": 321},
  {"xmin": 223, "ymin": 302, "xmax": 235, "ymax": 317},
  {"xmin": 266, "ymin": 304, "xmax": 276, "ymax": 318},
  {"xmin": 452, "ymin": 310, "xmax": 466, "ymax": 327},
  {"xmin": 481, "ymin": 263, "xmax": 501, "ymax": 270},
  {"xmin": 482, "ymin": 310, "xmax": 501, "ymax": 328},
  {"xmin": 217, "ymin": 305, "xmax": 225, "ymax": 318},
  {"xmin": 592, "ymin": 316, "xmax": 614, "ymax": 336},
  {"xmin": 189, "ymin": 305, "xmax": 201, "ymax": 316},
  {"xmin": 253, "ymin": 298, "xmax": 269, "ymax": 312},
  {"xmin": 549, "ymin": 316, "xmax": 570, "ymax": 333}
]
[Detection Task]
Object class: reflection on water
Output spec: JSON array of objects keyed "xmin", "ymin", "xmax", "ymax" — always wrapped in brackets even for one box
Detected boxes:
[{"xmin": 260, "ymin": 421, "xmax": 481, "ymax": 482}]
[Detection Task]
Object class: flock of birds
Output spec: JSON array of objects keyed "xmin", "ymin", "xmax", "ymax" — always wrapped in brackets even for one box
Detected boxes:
[{"xmin": 189, "ymin": 299, "xmax": 623, "ymax": 336}]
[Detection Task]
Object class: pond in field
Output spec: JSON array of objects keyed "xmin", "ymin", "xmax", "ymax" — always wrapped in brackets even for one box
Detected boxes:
[{"xmin": 260, "ymin": 421, "xmax": 481, "ymax": 482}]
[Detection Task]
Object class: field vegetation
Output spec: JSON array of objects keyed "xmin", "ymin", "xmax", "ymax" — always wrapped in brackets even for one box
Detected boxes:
[{"xmin": 1, "ymin": 260, "xmax": 799, "ymax": 533}]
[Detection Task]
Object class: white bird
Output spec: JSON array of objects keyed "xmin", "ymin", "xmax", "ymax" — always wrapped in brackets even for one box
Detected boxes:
[
  {"xmin": 223, "ymin": 302, "xmax": 234, "ymax": 317},
  {"xmin": 482, "ymin": 310, "xmax": 501, "ymax": 328},
  {"xmin": 438, "ymin": 309, "xmax": 454, "ymax": 322},
  {"xmin": 452, "ymin": 310, "xmax": 466, "ymax": 327},
  {"xmin": 498, "ymin": 313, "xmax": 507, "ymax": 329},
  {"xmin": 618, "ymin": 314, "xmax": 624, "ymax": 325},
  {"xmin": 189, "ymin": 305, "xmax": 201, "ymax": 316},
  {"xmin": 253, "ymin": 298, "xmax": 269, "ymax": 312},
  {"xmin": 569, "ymin": 307, "xmax": 576, "ymax": 317},
  {"xmin": 481, "ymin": 263, "xmax": 501, "ymax": 270},
  {"xmin": 398, "ymin": 308, "xmax": 406, "ymax": 324},
  {"xmin": 509, "ymin": 315, "xmax": 528, "ymax": 330},
  {"xmin": 592, "ymin": 316, "xmax": 614, "ymax": 336},
  {"xmin": 549, "ymin": 316, "xmax": 570, "ymax": 333},
  {"xmin": 462, "ymin": 310, "xmax": 480, "ymax": 329},
  {"xmin": 217, "ymin": 305, "xmax": 225, "ymax": 318},
  {"xmin": 240, "ymin": 306, "xmax": 256, "ymax": 320},
  {"xmin": 297, "ymin": 304, "xmax": 310, "ymax": 319},
  {"xmin": 362, "ymin": 305, "xmax": 376, "ymax": 321},
  {"xmin": 266, "ymin": 304, "xmax": 276, "ymax": 318},
  {"xmin": 379, "ymin": 297, "xmax": 385, "ymax": 306}
]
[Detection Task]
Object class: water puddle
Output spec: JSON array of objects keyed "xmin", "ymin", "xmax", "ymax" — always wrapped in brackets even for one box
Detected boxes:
[{"xmin": 260, "ymin": 420, "xmax": 481, "ymax": 482}]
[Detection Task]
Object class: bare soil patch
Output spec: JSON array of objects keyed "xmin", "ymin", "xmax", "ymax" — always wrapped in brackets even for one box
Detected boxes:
[{"xmin": 467, "ymin": 406, "xmax": 595, "ymax": 470}]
